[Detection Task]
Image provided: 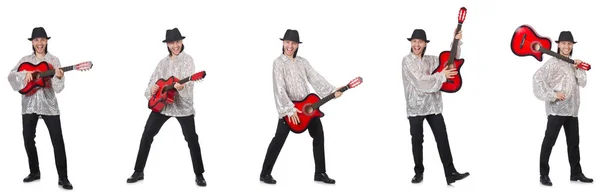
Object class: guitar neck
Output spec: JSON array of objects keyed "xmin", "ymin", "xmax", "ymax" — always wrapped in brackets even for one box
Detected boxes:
[
  {"xmin": 539, "ymin": 47, "xmax": 575, "ymax": 64},
  {"xmin": 39, "ymin": 65, "xmax": 75, "ymax": 78},
  {"xmin": 163, "ymin": 76, "xmax": 192, "ymax": 92},
  {"xmin": 447, "ymin": 23, "xmax": 462, "ymax": 67},
  {"xmin": 312, "ymin": 85, "xmax": 350, "ymax": 109}
]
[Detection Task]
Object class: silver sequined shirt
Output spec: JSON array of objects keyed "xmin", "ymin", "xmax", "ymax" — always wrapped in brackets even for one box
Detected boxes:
[
  {"xmin": 533, "ymin": 57, "xmax": 587, "ymax": 117},
  {"xmin": 144, "ymin": 52, "xmax": 196, "ymax": 117},
  {"xmin": 273, "ymin": 54, "xmax": 336, "ymax": 118},
  {"xmin": 7, "ymin": 53, "xmax": 65, "ymax": 115},
  {"xmin": 401, "ymin": 41, "xmax": 461, "ymax": 117}
]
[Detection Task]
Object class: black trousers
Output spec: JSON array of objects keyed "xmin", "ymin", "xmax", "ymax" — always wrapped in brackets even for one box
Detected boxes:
[
  {"xmin": 409, "ymin": 114, "xmax": 457, "ymax": 177},
  {"xmin": 133, "ymin": 111, "xmax": 205, "ymax": 175},
  {"xmin": 540, "ymin": 115, "xmax": 582, "ymax": 176},
  {"xmin": 22, "ymin": 113, "xmax": 68, "ymax": 179},
  {"xmin": 260, "ymin": 118, "xmax": 326, "ymax": 176}
]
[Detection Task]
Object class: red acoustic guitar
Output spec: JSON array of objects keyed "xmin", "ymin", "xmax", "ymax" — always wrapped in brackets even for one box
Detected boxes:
[
  {"xmin": 510, "ymin": 25, "xmax": 591, "ymax": 70},
  {"xmin": 286, "ymin": 77, "xmax": 363, "ymax": 133},
  {"xmin": 433, "ymin": 7, "xmax": 467, "ymax": 93},
  {"xmin": 148, "ymin": 71, "xmax": 206, "ymax": 112},
  {"xmin": 17, "ymin": 61, "xmax": 93, "ymax": 96}
]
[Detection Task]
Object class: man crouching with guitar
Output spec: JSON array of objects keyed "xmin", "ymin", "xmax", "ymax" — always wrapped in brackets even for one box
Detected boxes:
[
  {"xmin": 7, "ymin": 27, "xmax": 73, "ymax": 190},
  {"xmin": 126, "ymin": 28, "xmax": 207, "ymax": 186},
  {"xmin": 402, "ymin": 29, "xmax": 469, "ymax": 185},
  {"xmin": 533, "ymin": 31, "xmax": 593, "ymax": 186},
  {"xmin": 259, "ymin": 29, "xmax": 342, "ymax": 184}
]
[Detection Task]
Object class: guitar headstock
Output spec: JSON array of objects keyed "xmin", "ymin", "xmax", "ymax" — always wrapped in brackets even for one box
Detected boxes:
[
  {"xmin": 458, "ymin": 7, "xmax": 467, "ymax": 24},
  {"xmin": 75, "ymin": 61, "xmax": 93, "ymax": 71},
  {"xmin": 190, "ymin": 71, "xmax": 207, "ymax": 81},
  {"xmin": 347, "ymin": 76, "xmax": 363, "ymax": 88}
]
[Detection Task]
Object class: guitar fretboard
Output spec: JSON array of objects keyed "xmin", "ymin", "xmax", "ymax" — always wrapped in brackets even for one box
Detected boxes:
[
  {"xmin": 162, "ymin": 76, "xmax": 192, "ymax": 93},
  {"xmin": 39, "ymin": 65, "xmax": 75, "ymax": 78},
  {"xmin": 539, "ymin": 47, "xmax": 574, "ymax": 64},
  {"xmin": 312, "ymin": 86, "xmax": 350, "ymax": 109},
  {"xmin": 447, "ymin": 23, "xmax": 463, "ymax": 67}
]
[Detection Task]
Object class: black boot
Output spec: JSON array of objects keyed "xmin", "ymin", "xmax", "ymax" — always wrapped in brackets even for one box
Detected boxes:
[
  {"xmin": 314, "ymin": 173, "xmax": 335, "ymax": 184},
  {"xmin": 196, "ymin": 174, "xmax": 207, "ymax": 186},
  {"xmin": 58, "ymin": 178, "xmax": 73, "ymax": 190},
  {"xmin": 127, "ymin": 172, "xmax": 144, "ymax": 183},
  {"xmin": 23, "ymin": 172, "xmax": 40, "ymax": 182}
]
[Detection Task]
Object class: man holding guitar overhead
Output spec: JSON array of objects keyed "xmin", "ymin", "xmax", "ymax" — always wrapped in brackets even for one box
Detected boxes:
[
  {"xmin": 402, "ymin": 28, "xmax": 469, "ymax": 185},
  {"xmin": 533, "ymin": 31, "xmax": 593, "ymax": 186},
  {"xmin": 259, "ymin": 29, "xmax": 343, "ymax": 184},
  {"xmin": 126, "ymin": 28, "xmax": 207, "ymax": 186},
  {"xmin": 6, "ymin": 27, "xmax": 73, "ymax": 189}
]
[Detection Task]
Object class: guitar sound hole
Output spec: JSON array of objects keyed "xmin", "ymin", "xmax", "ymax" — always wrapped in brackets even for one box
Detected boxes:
[{"xmin": 303, "ymin": 104, "xmax": 314, "ymax": 114}]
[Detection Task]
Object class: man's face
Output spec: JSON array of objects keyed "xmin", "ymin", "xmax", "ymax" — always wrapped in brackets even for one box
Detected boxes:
[
  {"xmin": 167, "ymin": 40, "xmax": 183, "ymax": 56},
  {"xmin": 31, "ymin": 37, "xmax": 48, "ymax": 54},
  {"xmin": 558, "ymin": 41, "xmax": 573, "ymax": 56},
  {"xmin": 411, "ymin": 39, "xmax": 426, "ymax": 56},
  {"xmin": 283, "ymin": 40, "xmax": 298, "ymax": 57}
]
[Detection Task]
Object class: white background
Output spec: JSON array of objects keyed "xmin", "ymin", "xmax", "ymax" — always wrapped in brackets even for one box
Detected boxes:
[{"xmin": 0, "ymin": 0, "xmax": 598, "ymax": 191}]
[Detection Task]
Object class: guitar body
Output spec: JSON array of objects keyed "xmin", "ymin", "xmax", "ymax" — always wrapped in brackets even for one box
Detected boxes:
[
  {"xmin": 17, "ymin": 62, "xmax": 54, "ymax": 96},
  {"xmin": 286, "ymin": 93, "xmax": 325, "ymax": 133},
  {"xmin": 148, "ymin": 76, "xmax": 179, "ymax": 112},
  {"xmin": 510, "ymin": 25, "xmax": 552, "ymax": 61},
  {"xmin": 434, "ymin": 51, "xmax": 464, "ymax": 93}
]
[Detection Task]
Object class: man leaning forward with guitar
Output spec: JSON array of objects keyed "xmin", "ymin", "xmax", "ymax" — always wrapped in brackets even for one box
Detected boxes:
[
  {"xmin": 533, "ymin": 31, "xmax": 593, "ymax": 186},
  {"xmin": 7, "ymin": 27, "xmax": 73, "ymax": 190},
  {"xmin": 402, "ymin": 29, "xmax": 470, "ymax": 185},
  {"xmin": 259, "ymin": 29, "xmax": 342, "ymax": 184},
  {"xmin": 126, "ymin": 28, "xmax": 207, "ymax": 186}
]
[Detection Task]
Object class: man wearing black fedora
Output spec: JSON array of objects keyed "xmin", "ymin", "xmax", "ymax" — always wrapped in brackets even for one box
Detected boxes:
[
  {"xmin": 259, "ymin": 29, "xmax": 342, "ymax": 184},
  {"xmin": 533, "ymin": 31, "xmax": 593, "ymax": 186},
  {"xmin": 7, "ymin": 27, "xmax": 73, "ymax": 189},
  {"xmin": 126, "ymin": 27, "xmax": 207, "ymax": 187},
  {"xmin": 401, "ymin": 28, "xmax": 470, "ymax": 185}
]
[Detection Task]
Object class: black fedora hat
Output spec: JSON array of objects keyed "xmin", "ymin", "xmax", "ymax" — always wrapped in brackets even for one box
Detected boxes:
[
  {"xmin": 162, "ymin": 28, "xmax": 186, "ymax": 43},
  {"xmin": 280, "ymin": 29, "xmax": 302, "ymax": 44},
  {"xmin": 28, "ymin": 27, "xmax": 51, "ymax": 41},
  {"xmin": 407, "ymin": 29, "xmax": 429, "ymax": 43},
  {"xmin": 555, "ymin": 31, "xmax": 577, "ymax": 44}
]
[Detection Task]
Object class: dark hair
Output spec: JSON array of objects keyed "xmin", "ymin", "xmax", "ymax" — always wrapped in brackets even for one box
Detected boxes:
[
  {"xmin": 282, "ymin": 46, "xmax": 298, "ymax": 58},
  {"xmin": 168, "ymin": 44, "xmax": 185, "ymax": 56},
  {"xmin": 32, "ymin": 45, "xmax": 48, "ymax": 54},
  {"xmin": 410, "ymin": 46, "xmax": 426, "ymax": 57}
]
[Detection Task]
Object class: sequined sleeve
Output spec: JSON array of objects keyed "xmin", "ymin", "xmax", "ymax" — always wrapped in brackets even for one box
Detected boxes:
[
  {"xmin": 177, "ymin": 55, "xmax": 194, "ymax": 101},
  {"xmin": 533, "ymin": 60, "xmax": 557, "ymax": 102},
  {"xmin": 402, "ymin": 56, "xmax": 446, "ymax": 93},
  {"xmin": 575, "ymin": 68, "xmax": 587, "ymax": 87},
  {"xmin": 50, "ymin": 58, "xmax": 65, "ymax": 93},
  {"xmin": 7, "ymin": 58, "xmax": 27, "ymax": 91},
  {"xmin": 273, "ymin": 60, "xmax": 296, "ymax": 117},
  {"xmin": 144, "ymin": 61, "xmax": 162, "ymax": 100},
  {"xmin": 303, "ymin": 59, "xmax": 336, "ymax": 98}
]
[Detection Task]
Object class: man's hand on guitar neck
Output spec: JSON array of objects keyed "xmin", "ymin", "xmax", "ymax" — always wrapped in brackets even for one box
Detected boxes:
[
  {"xmin": 334, "ymin": 86, "xmax": 344, "ymax": 98},
  {"xmin": 174, "ymin": 82, "xmax": 184, "ymax": 91},
  {"xmin": 55, "ymin": 69, "xmax": 64, "ymax": 79},
  {"xmin": 454, "ymin": 28, "xmax": 463, "ymax": 40},
  {"xmin": 573, "ymin": 59, "xmax": 591, "ymax": 71}
]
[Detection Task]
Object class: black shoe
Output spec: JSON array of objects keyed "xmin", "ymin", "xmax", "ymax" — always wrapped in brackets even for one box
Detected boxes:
[
  {"xmin": 314, "ymin": 172, "xmax": 335, "ymax": 184},
  {"xmin": 196, "ymin": 174, "xmax": 207, "ymax": 186},
  {"xmin": 571, "ymin": 173, "xmax": 593, "ymax": 183},
  {"xmin": 23, "ymin": 172, "xmax": 40, "ymax": 182},
  {"xmin": 58, "ymin": 178, "xmax": 73, "ymax": 190},
  {"xmin": 540, "ymin": 175, "xmax": 552, "ymax": 186},
  {"xmin": 446, "ymin": 172, "xmax": 470, "ymax": 185},
  {"xmin": 127, "ymin": 172, "xmax": 144, "ymax": 183},
  {"xmin": 411, "ymin": 173, "xmax": 423, "ymax": 183},
  {"xmin": 260, "ymin": 174, "xmax": 276, "ymax": 184}
]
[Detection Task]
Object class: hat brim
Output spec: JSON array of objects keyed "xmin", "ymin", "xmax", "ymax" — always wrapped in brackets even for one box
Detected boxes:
[
  {"xmin": 407, "ymin": 38, "xmax": 429, "ymax": 43},
  {"xmin": 555, "ymin": 40, "xmax": 577, "ymax": 44},
  {"xmin": 28, "ymin": 37, "xmax": 51, "ymax": 41},
  {"xmin": 280, "ymin": 38, "xmax": 302, "ymax": 44},
  {"xmin": 163, "ymin": 36, "xmax": 186, "ymax": 43}
]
